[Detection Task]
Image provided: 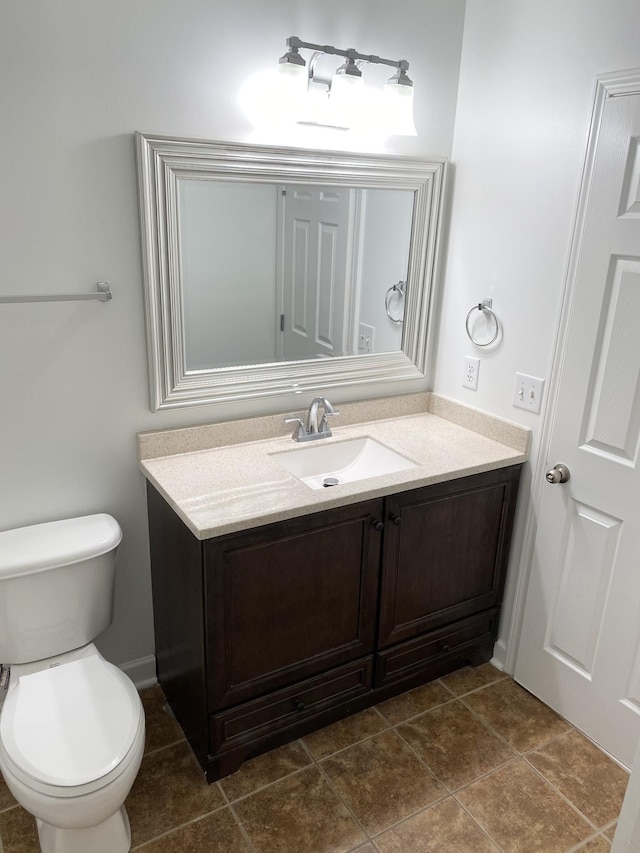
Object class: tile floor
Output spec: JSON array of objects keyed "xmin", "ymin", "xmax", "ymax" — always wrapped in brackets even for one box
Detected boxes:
[{"xmin": 0, "ymin": 664, "xmax": 629, "ymax": 853}]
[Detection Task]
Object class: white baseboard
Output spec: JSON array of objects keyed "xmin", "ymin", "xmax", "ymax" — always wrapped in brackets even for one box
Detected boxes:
[
  {"xmin": 119, "ymin": 654, "xmax": 157, "ymax": 690},
  {"xmin": 491, "ymin": 639, "xmax": 507, "ymax": 673}
]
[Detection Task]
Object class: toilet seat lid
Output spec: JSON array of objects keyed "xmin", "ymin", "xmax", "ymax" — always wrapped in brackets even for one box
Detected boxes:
[{"xmin": 0, "ymin": 655, "xmax": 141, "ymax": 787}]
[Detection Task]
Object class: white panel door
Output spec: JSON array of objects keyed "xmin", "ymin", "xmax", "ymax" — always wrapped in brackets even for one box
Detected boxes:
[
  {"xmin": 279, "ymin": 186, "xmax": 354, "ymax": 361},
  {"xmin": 515, "ymin": 75, "xmax": 640, "ymax": 768}
]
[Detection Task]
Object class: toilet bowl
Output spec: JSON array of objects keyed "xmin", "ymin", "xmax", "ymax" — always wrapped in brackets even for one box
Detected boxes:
[
  {"xmin": 0, "ymin": 514, "xmax": 146, "ymax": 853},
  {"xmin": 0, "ymin": 645, "xmax": 145, "ymax": 853}
]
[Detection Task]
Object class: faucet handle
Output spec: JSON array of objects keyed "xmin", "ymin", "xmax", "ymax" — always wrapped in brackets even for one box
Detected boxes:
[
  {"xmin": 319, "ymin": 407, "xmax": 339, "ymax": 435},
  {"xmin": 284, "ymin": 417, "xmax": 307, "ymax": 441}
]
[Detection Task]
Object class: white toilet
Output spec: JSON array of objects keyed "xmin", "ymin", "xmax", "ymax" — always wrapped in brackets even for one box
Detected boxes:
[{"xmin": 0, "ymin": 514, "xmax": 145, "ymax": 853}]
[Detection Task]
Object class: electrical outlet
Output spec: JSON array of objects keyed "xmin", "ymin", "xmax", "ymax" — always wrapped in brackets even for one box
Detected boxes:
[
  {"xmin": 463, "ymin": 356, "xmax": 480, "ymax": 391},
  {"xmin": 358, "ymin": 323, "xmax": 375, "ymax": 354},
  {"xmin": 513, "ymin": 372, "xmax": 545, "ymax": 413}
]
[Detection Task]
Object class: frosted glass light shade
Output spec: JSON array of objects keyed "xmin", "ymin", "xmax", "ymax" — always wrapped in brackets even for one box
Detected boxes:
[
  {"xmin": 329, "ymin": 71, "xmax": 364, "ymax": 130},
  {"xmin": 274, "ymin": 61, "xmax": 308, "ymax": 119},
  {"xmin": 381, "ymin": 81, "xmax": 417, "ymax": 136},
  {"xmin": 241, "ymin": 68, "xmax": 306, "ymax": 129}
]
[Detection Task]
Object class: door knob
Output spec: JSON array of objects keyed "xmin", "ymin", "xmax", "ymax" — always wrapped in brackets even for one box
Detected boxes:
[{"xmin": 546, "ymin": 463, "xmax": 570, "ymax": 484}]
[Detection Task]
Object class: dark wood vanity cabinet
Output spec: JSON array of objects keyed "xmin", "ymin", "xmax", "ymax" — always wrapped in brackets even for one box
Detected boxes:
[{"xmin": 147, "ymin": 464, "xmax": 521, "ymax": 782}]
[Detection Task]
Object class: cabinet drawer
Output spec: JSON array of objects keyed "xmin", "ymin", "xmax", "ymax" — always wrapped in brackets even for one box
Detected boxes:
[
  {"xmin": 375, "ymin": 610, "xmax": 499, "ymax": 689},
  {"xmin": 210, "ymin": 658, "xmax": 373, "ymax": 753}
]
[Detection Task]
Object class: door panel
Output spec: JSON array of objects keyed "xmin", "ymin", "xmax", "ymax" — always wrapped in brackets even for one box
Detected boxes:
[
  {"xmin": 619, "ymin": 134, "xmax": 640, "ymax": 217},
  {"xmin": 291, "ymin": 218, "xmax": 310, "ymax": 338},
  {"xmin": 317, "ymin": 221, "xmax": 339, "ymax": 348},
  {"xmin": 546, "ymin": 501, "xmax": 621, "ymax": 675},
  {"xmin": 581, "ymin": 257, "xmax": 640, "ymax": 461},
  {"xmin": 515, "ymin": 77, "xmax": 640, "ymax": 767}
]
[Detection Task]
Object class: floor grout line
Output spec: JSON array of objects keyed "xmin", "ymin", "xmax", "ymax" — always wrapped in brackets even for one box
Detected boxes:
[
  {"xmin": 390, "ymin": 718, "xmax": 467, "ymax": 795},
  {"xmin": 221, "ymin": 761, "xmax": 316, "ymax": 807},
  {"xmin": 451, "ymin": 791, "xmax": 507, "ymax": 852},
  {"xmin": 315, "ymin": 760, "xmax": 374, "ymax": 847},
  {"xmin": 139, "ymin": 737, "xmax": 188, "ymax": 760},
  {"xmin": 299, "ymin": 733, "xmax": 382, "ymax": 848},
  {"xmin": 311, "ymin": 724, "xmax": 456, "ymax": 846},
  {"xmin": 226, "ymin": 801, "xmax": 259, "ymax": 853},
  {"xmin": 129, "ymin": 802, "xmax": 230, "ymax": 850},
  {"xmin": 439, "ymin": 671, "xmax": 509, "ymax": 700},
  {"xmin": 564, "ymin": 829, "xmax": 614, "ymax": 852},
  {"xmin": 300, "ymin": 714, "xmax": 393, "ymax": 762},
  {"xmin": 378, "ymin": 693, "xmax": 463, "ymax": 727},
  {"xmin": 364, "ymin": 791, "xmax": 452, "ymax": 845},
  {"xmin": 445, "ymin": 754, "xmax": 523, "ymax": 797},
  {"xmin": 523, "ymin": 757, "xmax": 603, "ymax": 835},
  {"xmin": 457, "ymin": 690, "xmax": 572, "ymax": 758}
]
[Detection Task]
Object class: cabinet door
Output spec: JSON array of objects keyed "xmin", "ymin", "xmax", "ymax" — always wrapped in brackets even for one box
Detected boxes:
[
  {"xmin": 205, "ymin": 499, "xmax": 383, "ymax": 710},
  {"xmin": 378, "ymin": 467, "xmax": 521, "ymax": 649}
]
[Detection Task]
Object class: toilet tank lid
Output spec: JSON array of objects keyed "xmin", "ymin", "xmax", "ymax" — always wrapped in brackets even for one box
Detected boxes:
[{"xmin": 0, "ymin": 514, "xmax": 123, "ymax": 580}]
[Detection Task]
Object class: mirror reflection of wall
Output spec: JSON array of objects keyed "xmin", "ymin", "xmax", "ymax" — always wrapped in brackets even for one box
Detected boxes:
[
  {"xmin": 179, "ymin": 179, "xmax": 413, "ymax": 371},
  {"xmin": 180, "ymin": 180, "xmax": 278, "ymax": 370},
  {"xmin": 357, "ymin": 189, "xmax": 413, "ymax": 353}
]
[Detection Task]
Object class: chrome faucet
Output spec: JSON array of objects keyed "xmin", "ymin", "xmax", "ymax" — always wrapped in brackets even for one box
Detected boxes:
[{"xmin": 285, "ymin": 397, "xmax": 340, "ymax": 442}]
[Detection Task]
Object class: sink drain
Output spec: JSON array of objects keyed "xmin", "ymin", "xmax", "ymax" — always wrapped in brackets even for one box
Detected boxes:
[{"xmin": 323, "ymin": 477, "xmax": 339, "ymax": 487}]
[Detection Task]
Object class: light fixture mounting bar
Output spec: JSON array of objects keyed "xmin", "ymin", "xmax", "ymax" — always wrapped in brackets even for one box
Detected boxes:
[{"xmin": 286, "ymin": 36, "xmax": 409, "ymax": 73}]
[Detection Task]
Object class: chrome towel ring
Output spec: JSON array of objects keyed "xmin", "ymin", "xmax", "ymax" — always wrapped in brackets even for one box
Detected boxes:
[
  {"xmin": 385, "ymin": 280, "xmax": 406, "ymax": 324},
  {"xmin": 465, "ymin": 298, "xmax": 499, "ymax": 347}
]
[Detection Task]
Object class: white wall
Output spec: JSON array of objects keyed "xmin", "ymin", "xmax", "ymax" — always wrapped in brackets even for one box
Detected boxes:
[
  {"xmin": 435, "ymin": 0, "xmax": 640, "ymax": 663},
  {"xmin": 0, "ymin": 0, "xmax": 465, "ymax": 677}
]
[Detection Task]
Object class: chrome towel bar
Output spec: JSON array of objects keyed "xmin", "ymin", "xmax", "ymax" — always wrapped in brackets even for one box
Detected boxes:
[{"xmin": 0, "ymin": 281, "xmax": 112, "ymax": 304}]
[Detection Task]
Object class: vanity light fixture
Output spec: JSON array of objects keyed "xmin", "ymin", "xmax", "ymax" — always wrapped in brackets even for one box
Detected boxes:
[{"xmin": 276, "ymin": 36, "xmax": 417, "ymax": 135}]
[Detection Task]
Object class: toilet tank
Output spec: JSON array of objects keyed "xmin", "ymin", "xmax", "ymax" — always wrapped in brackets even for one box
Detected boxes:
[{"xmin": 0, "ymin": 514, "xmax": 123, "ymax": 665}]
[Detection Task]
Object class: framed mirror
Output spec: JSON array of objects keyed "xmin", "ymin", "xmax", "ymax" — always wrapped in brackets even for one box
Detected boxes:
[{"xmin": 136, "ymin": 133, "xmax": 446, "ymax": 411}]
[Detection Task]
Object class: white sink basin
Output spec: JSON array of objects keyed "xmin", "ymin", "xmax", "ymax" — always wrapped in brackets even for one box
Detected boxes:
[{"xmin": 272, "ymin": 437, "xmax": 418, "ymax": 490}]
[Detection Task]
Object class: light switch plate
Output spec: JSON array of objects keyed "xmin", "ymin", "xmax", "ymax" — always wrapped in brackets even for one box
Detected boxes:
[{"xmin": 513, "ymin": 372, "xmax": 545, "ymax": 413}]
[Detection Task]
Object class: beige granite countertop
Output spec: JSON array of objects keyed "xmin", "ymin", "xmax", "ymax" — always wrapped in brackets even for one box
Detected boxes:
[{"xmin": 138, "ymin": 394, "xmax": 530, "ymax": 540}]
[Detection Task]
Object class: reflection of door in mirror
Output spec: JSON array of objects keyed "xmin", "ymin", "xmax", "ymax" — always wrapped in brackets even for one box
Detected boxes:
[
  {"xmin": 178, "ymin": 179, "xmax": 413, "ymax": 371},
  {"xmin": 278, "ymin": 185, "xmax": 353, "ymax": 361},
  {"xmin": 277, "ymin": 188, "xmax": 413, "ymax": 361}
]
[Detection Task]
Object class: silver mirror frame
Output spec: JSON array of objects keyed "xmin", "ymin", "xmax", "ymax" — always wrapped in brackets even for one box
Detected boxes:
[{"xmin": 135, "ymin": 132, "xmax": 447, "ymax": 411}]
